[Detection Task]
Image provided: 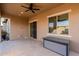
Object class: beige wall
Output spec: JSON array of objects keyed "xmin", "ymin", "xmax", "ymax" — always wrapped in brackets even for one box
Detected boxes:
[
  {"xmin": 0, "ymin": 10, "xmax": 1, "ymax": 41},
  {"xmin": 0, "ymin": 6, "xmax": 1, "ymax": 17},
  {"xmin": 2, "ymin": 14, "xmax": 28, "ymax": 40},
  {"xmin": 28, "ymin": 4, "xmax": 79, "ymax": 53}
]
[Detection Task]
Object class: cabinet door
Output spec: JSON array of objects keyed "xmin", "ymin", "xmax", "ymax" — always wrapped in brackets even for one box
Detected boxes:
[{"xmin": 44, "ymin": 40, "xmax": 68, "ymax": 56}]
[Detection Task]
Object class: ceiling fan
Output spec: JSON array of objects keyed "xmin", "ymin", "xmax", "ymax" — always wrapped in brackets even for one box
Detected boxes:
[{"xmin": 21, "ymin": 3, "xmax": 40, "ymax": 13}]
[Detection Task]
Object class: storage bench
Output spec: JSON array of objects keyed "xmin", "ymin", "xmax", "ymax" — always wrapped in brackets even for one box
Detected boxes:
[{"xmin": 43, "ymin": 36, "xmax": 70, "ymax": 56}]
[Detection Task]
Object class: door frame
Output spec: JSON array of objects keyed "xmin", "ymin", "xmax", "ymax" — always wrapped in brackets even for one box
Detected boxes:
[
  {"xmin": 29, "ymin": 19, "xmax": 38, "ymax": 40},
  {"xmin": 1, "ymin": 17, "xmax": 11, "ymax": 41}
]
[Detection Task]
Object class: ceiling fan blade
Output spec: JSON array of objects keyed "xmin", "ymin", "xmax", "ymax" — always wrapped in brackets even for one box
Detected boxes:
[
  {"xmin": 25, "ymin": 10, "xmax": 29, "ymax": 12},
  {"xmin": 32, "ymin": 10, "xmax": 35, "ymax": 13},
  {"xmin": 21, "ymin": 5, "xmax": 29, "ymax": 9},
  {"xmin": 33, "ymin": 8, "xmax": 40, "ymax": 10},
  {"xmin": 21, "ymin": 3, "xmax": 40, "ymax": 14}
]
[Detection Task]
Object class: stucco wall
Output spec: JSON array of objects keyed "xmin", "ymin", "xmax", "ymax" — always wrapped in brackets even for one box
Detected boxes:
[
  {"xmin": 0, "ymin": 10, "xmax": 1, "ymax": 41},
  {"xmin": 28, "ymin": 4, "xmax": 79, "ymax": 53},
  {"xmin": 2, "ymin": 14, "xmax": 28, "ymax": 40}
]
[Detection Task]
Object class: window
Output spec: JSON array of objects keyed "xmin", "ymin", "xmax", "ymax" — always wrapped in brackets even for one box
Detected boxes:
[
  {"xmin": 48, "ymin": 13, "xmax": 69, "ymax": 35},
  {"xmin": 49, "ymin": 16, "xmax": 57, "ymax": 34}
]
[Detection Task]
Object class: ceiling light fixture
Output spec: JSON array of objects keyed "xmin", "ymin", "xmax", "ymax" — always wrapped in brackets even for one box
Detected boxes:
[{"xmin": 21, "ymin": 12, "xmax": 23, "ymax": 14}]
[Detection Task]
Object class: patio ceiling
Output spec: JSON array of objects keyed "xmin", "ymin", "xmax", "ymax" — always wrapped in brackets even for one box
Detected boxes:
[{"xmin": 1, "ymin": 3, "xmax": 63, "ymax": 18}]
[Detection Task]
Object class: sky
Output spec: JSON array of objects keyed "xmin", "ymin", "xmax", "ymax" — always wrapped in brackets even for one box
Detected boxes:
[
  {"xmin": 57, "ymin": 20, "xmax": 69, "ymax": 26},
  {"xmin": 49, "ymin": 20, "xmax": 69, "ymax": 27}
]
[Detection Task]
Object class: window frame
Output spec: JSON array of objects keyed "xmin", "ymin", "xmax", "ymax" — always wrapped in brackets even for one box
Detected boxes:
[{"xmin": 47, "ymin": 10, "xmax": 71, "ymax": 37}]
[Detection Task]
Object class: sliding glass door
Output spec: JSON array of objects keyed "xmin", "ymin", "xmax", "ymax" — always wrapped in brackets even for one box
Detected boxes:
[{"xmin": 30, "ymin": 21, "xmax": 37, "ymax": 39}]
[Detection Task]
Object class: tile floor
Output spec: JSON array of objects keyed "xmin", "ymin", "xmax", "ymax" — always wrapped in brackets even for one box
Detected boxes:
[{"xmin": 0, "ymin": 39, "xmax": 79, "ymax": 56}]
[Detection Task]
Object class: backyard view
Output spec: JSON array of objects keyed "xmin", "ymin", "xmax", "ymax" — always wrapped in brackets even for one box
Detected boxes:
[{"xmin": 49, "ymin": 13, "xmax": 69, "ymax": 35}]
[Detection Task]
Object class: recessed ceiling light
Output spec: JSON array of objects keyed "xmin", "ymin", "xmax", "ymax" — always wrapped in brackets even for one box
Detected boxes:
[{"xmin": 21, "ymin": 12, "xmax": 23, "ymax": 14}]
